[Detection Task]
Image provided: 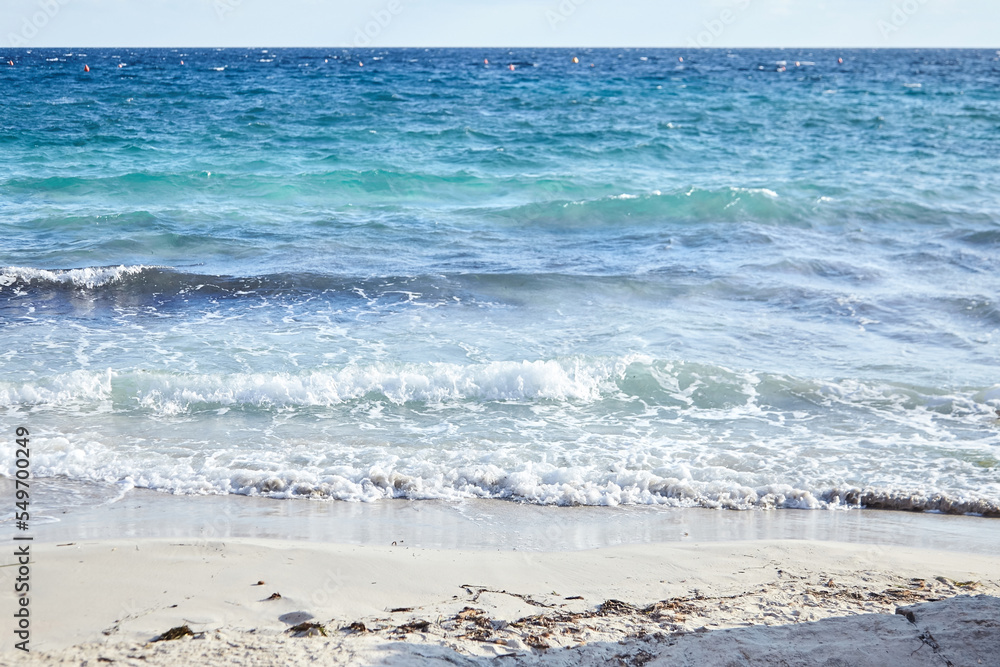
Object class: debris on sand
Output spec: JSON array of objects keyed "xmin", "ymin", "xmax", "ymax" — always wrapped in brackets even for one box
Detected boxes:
[
  {"xmin": 153, "ymin": 625, "xmax": 194, "ymax": 642},
  {"xmin": 287, "ymin": 622, "xmax": 327, "ymax": 637},
  {"xmin": 395, "ymin": 619, "xmax": 431, "ymax": 633}
]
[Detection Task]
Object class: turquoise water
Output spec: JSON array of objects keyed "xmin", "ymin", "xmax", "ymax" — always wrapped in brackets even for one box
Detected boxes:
[{"xmin": 1, "ymin": 48, "xmax": 998, "ymax": 514}]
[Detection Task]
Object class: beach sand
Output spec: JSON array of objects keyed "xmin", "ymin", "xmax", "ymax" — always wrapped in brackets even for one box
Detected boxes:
[{"xmin": 3, "ymin": 494, "xmax": 999, "ymax": 665}]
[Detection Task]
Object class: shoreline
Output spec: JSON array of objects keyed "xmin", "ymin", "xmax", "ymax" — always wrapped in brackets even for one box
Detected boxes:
[
  {"xmin": 2, "ymin": 491, "xmax": 999, "ymax": 664},
  {"xmin": 5, "ymin": 485, "xmax": 999, "ymax": 554}
]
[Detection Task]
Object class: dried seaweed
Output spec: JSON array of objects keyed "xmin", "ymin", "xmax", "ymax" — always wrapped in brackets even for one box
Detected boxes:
[
  {"xmin": 287, "ymin": 622, "xmax": 327, "ymax": 637},
  {"xmin": 153, "ymin": 625, "xmax": 193, "ymax": 642},
  {"xmin": 396, "ymin": 619, "xmax": 431, "ymax": 633}
]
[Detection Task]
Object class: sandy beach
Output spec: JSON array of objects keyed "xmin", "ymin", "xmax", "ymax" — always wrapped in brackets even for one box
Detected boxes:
[
  {"xmin": 3, "ymin": 494, "xmax": 999, "ymax": 665},
  {"xmin": 4, "ymin": 39, "xmax": 1000, "ymax": 667}
]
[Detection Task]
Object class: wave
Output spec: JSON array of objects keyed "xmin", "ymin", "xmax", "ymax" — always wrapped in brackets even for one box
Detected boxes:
[
  {"xmin": 207, "ymin": 479, "xmax": 998, "ymax": 516},
  {"xmin": 0, "ymin": 266, "xmax": 468, "ymax": 308},
  {"xmin": 212, "ymin": 471, "xmax": 997, "ymax": 516},
  {"xmin": 2, "ymin": 358, "xmax": 996, "ymax": 419},
  {"xmin": 1, "ymin": 264, "xmax": 866, "ymax": 314},
  {"xmin": 4, "ymin": 358, "xmax": 996, "ymax": 515},
  {"xmin": 7, "ymin": 440, "xmax": 998, "ymax": 515},
  {"xmin": 0, "ymin": 265, "xmax": 163, "ymax": 290},
  {"xmin": 472, "ymin": 187, "xmax": 799, "ymax": 227},
  {"xmin": 1, "ymin": 169, "xmax": 578, "ymax": 203},
  {"xmin": 0, "ymin": 357, "xmax": 640, "ymax": 413},
  {"xmin": 0, "ymin": 267, "xmax": 625, "ymax": 320},
  {"xmin": 3, "ymin": 170, "xmax": 987, "ymax": 235},
  {"xmin": 823, "ymin": 488, "xmax": 1000, "ymax": 516},
  {"xmin": 0, "ymin": 265, "xmax": 643, "ymax": 301},
  {"xmin": 468, "ymin": 187, "xmax": 990, "ymax": 230}
]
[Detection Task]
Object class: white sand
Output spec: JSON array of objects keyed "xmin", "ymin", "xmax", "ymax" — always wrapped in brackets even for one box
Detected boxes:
[{"xmin": 4, "ymin": 537, "xmax": 999, "ymax": 665}]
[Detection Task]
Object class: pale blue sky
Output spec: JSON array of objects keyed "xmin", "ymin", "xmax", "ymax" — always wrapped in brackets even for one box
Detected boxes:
[{"xmin": 2, "ymin": 0, "xmax": 998, "ymax": 48}]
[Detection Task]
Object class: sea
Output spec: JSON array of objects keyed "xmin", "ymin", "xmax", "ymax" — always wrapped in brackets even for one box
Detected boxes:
[{"xmin": 1, "ymin": 48, "xmax": 998, "ymax": 520}]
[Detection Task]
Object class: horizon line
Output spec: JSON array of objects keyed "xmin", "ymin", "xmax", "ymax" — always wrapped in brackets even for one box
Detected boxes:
[{"xmin": 6, "ymin": 45, "xmax": 999, "ymax": 50}]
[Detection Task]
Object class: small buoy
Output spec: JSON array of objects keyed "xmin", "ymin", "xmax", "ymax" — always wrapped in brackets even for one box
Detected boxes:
[
  {"xmin": 572, "ymin": 56, "xmax": 579, "ymax": 64},
  {"xmin": 7, "ymin": 60, "xmax": 12, "ymax": 67},
  {"xmin": 795, "ymin": 61, "xmax": 800, "ymax": 67},
  {"xmin": 84, "ymin": 64, "xmax": 90, "ymax": 72},
  {"xmin": 118, "ymin": 63, "xmax": 125, "ymax": 68},
  {"xmin": 484, "ymin": 58, "xmax": 489, "ymax": 65},
  {"xmin": 359, "ymin": 61, "xmax": 363, "ymax": 67},
  {"xmin": 508, "ymin": 64, "xmax": 514, "ymax": 71},
  {"xmin": 590, "ymin": 63, "xmax": 595, "ymax": 68},
  {"xmin": 838, "ymin": 57, "xmax": 843, "ymax": 64},
  {"xmin": 180, "ymin": 60, "xmax": 185, "ymax": 65},
  {"xmin": 324, "ymin": 59, "xmax": 328, "ymax": 63},
  {"xmin": 678, "ymin": 56, "xmax": 683, "ymax": 62}
]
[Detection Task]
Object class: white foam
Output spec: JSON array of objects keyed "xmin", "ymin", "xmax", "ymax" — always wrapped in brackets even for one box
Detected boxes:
[
  {"xmin": 3, "ymin": 359, "xmax": 996, "ymax": 515},
  {"xmin": 0, "ymin": 369, "xmax": 113, "ymax": 407},
  {"xmin": 0, "ymin": 356, "xmax": 648, "ymax": 412},
  {"xmin": 140, "ymin": 357, "xmax": 643, "ymax": 412},
  {"xmin": 11, "ymin": 434, "xmax": 998, "ymax": 514},
  {"xmin": 0, "ymin": 265, "xmax": 162, "ymax": 290},
  {"xmin": 732, "ymin": 187, "xmax": 779, "ymax": 198}
]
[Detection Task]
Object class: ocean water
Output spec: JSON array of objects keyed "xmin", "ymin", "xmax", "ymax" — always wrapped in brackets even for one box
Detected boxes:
[{"xmin": 1, "ymin": 48, "xmax": 999, "ymax": 516}]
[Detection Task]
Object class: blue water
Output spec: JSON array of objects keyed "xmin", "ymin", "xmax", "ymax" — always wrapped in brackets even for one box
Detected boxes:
[{"xmin": 1, "ymin": 48, "xmax": 998, "ymax": 514}]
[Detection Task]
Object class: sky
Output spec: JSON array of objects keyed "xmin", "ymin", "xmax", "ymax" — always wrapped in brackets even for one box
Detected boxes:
[{"xmin": 2, "ymin": 0, "xmax": 998, "ymax": 49}]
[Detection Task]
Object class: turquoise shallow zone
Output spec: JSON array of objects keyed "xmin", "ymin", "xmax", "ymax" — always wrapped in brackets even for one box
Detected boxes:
[{"xmin": 0, "ymin": 48, "xmax": 998, "ymax": 514}]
